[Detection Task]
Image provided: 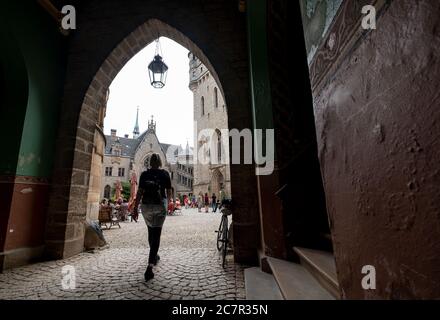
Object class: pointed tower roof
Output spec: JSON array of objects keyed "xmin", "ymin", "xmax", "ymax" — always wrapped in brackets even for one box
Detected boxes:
[{"xmin": 133, "ymin": 107, "xmax": 140, "ymax": 138}]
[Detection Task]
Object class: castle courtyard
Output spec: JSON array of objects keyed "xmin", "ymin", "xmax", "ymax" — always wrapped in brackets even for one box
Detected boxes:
[{"xmin": 0, "ymin": 210, "xmax": 245, "ymax": 300}]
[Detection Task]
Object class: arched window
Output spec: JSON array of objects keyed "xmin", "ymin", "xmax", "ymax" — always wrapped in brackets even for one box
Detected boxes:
[
  {"xmin": 216, "ymin": 129, "xmax": 222, "ymax": 164},
  {"xmin": 104, "ymin": 185, "xmax": 111, "ymax": 199},
  {"xmin": 201, "ymin": 96, "xmax": 205, "ymax": 116},
  {"xmin": 144, "ymin": 155, "xmax": 151, "ymax": 169},
  {"xmin": 214, "ymin": 87, "xmax": 218, "ymax": 109}
]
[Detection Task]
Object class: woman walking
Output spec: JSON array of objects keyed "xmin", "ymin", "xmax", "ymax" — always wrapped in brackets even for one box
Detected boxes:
[{"xmin": 133, "ymin": 153, "xmax": 172, "ymax": 281}]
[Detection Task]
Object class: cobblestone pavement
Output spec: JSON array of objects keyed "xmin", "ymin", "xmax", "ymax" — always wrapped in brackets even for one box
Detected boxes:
[{"xmin": 0, "ymin": 209, "xmax": 246, "ymax": 300}]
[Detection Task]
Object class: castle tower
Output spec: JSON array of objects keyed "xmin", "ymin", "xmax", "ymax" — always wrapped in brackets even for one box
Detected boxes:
[
  {"xmin": 133, "ymin": 106, "xmax": 140, "ymax": 139},
  {"xmin": 188, "ymin": 52, "xmax": 231, "ymax": 198}
]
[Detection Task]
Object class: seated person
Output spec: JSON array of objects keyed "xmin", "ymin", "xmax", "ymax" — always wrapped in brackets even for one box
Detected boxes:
[
  {"xmin": 100, "ymin": 199, "xmax": 108, "ymax": 209},
  {"xmin": 175, "ymin": 197, "xmax": 182, "ymax": 210},
  {"xmin": 168, "ymin": 199, "xmax": 175, "ymax": 215},
  {"xmin": 119, "ymin": 199, "xmax": 129, "ymax": 221}
]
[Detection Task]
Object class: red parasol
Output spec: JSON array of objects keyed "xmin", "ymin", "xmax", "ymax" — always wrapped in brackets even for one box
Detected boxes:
[{"xmin": 128, "ymin": 171, "xmax": 138, "ymax": 211}]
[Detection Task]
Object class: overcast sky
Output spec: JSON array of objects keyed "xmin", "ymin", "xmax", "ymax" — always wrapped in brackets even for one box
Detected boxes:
[{"xmin": 104, "ymin": 37, "xmax": 194, "ymax": 147}]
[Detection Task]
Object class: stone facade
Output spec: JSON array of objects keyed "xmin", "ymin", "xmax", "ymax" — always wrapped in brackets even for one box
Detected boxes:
[
  {"xmin": 86, "ymin": 91, "xmax": 108, "ymax": 221},
  {"xmin": 189, "ymin": 52, "xmax": 231, "ymax": 200},
  {"xmin": 101, "ymin": 117, "xmax": 193, "ymax": 202}
]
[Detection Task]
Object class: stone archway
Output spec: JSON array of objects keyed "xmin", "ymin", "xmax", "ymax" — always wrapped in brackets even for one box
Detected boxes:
[{"xmin": 45, "ymin": 2, "xmax": 259, "ymax": 264}]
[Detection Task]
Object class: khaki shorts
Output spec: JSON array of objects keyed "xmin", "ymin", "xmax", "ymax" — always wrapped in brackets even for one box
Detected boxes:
[{"xmin": 140, "ymin": 199, "xmax": 167, "ymax": 228}]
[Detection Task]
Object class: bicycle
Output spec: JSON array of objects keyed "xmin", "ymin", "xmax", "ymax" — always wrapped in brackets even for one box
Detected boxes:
[{"xmin": 215, "ymin": 199, "xmax": 232, "ymax": 268}]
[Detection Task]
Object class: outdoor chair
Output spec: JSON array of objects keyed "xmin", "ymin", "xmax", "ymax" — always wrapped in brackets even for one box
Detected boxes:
[
  {"xmin": 118, "ymin": 205, "xmax": 129, "ymax": 222},
  {"xmin": 98, "ymin": 206, "xmax": 121, "ymax": 229}
]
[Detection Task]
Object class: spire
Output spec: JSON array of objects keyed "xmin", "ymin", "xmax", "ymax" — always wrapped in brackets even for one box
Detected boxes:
[{"xmin": 133, "ymin": 107, "xmax": 140, "ymax": 139}]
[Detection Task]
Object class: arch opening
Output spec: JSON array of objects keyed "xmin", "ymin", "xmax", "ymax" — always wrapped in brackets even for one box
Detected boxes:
[{"xmin": 45, "ymin": 6, "xmax": 259, "ymax": 266}]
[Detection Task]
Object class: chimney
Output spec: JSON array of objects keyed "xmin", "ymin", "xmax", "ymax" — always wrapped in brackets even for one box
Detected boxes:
[
  {"xmin": 124, "ymin": 134, "xmax": 129, "ymax": 138},
  {"xmin": 111, "ymin": 129, "xmax": 117, "ymax": 137}
]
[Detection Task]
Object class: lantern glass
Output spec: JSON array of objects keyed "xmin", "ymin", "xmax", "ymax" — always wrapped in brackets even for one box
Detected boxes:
[{"xmin": 148, "ymin": 54, "xmax": 168, "ymax": 88}]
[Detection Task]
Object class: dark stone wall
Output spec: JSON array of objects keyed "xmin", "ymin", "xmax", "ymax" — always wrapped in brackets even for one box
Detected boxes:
[{"xmin": 304, "ymin": 0, "xmax": 440, "ymax": 298}]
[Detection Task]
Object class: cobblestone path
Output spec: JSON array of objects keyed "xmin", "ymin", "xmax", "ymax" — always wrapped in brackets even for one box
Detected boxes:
[{"xmin": 0, "ymin": 209, "xmax": 246, "ymax": 300}]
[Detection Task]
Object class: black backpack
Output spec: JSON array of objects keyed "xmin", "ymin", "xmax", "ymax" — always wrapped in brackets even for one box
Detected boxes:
[{"xmin": 142, "ymin": 172, "xmax": 162, "ymax": 205}]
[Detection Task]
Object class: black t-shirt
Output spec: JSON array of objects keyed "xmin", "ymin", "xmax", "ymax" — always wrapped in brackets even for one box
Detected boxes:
[{"xmin": 139, "ymin": 169, "xmax": 171, "ymax": 200}]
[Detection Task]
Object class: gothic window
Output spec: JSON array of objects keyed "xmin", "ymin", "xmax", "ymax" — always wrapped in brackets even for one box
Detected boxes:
[
  {"xmin": 214, "ymin": 87, "xmax": 218, "ymax": 109},
  {"xmin": 201, "ymin": 96, "xmax": 205, "ymax": 116},
  {"xmin": 144, "ymin": 156, "xmax": 151, "ymax": 169},
  {"xmin": 118, "ymin": 168, "xmax": 125, "ymax": 177},
  {"xmin": 105, "ymin": 167, "xmax": 112, "ymax": 176}
]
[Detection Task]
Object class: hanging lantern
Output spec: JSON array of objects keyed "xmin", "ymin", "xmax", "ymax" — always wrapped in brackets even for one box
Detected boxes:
[{"xmin": 148, "ymin": 38, "xmax": 168, "ymax": 88}]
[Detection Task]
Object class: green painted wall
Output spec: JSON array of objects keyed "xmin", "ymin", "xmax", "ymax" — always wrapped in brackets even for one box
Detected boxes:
[
  {"xmin": 0, "ymin": 0, "xmax": 67, "ymax": 177},
  {"xmin": 300, "ymin": 0, "xmax": 343, "ymax": 64},
  {"xmin": 247, "ymin": 0, "xmax": 275, "ymax": 165},
  {"xmin": 247, "ymin": 0, "xmax": 273, "ymax": 131}
]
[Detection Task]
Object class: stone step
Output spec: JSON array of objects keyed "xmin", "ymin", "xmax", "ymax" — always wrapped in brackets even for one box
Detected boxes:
[
  {"xmin": 244, "ymin": 267, "xmax": 283, "ymax": 300},
  {"xmin": 293, "ymin": 247, "xmax": 340, "ymax": 298},
  {"xmin": 266, "ymin": 257, "xmax": 334, "ymax": 300}
]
